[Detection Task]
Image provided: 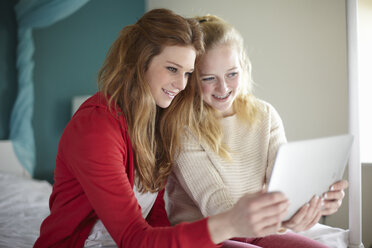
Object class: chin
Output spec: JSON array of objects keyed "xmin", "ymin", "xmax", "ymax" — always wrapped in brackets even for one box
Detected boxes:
[
  {"xmin": 156, "ymin": 101, "xmax": 172, "ymax": 109},
  {"xmin": 217, "ymin": 105, "xmax": 233, "ymax": 115}
]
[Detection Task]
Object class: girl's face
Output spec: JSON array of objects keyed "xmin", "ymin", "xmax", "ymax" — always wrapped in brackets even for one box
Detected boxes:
[
  {"xmin": 199, "ymin": 44, "xmax": 241, "ymax": 117},
  {"xmin": 145, "ymin": 45, "xmax": 196, "ymax": 108}
]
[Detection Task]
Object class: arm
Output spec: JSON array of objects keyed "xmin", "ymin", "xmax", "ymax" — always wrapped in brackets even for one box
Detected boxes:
[
  {"xmin": 265, "ymin": 103, "xmax": 287, "ymax": 184},
  {"xmin": 63, "ymin": 107, "xmax": 216, "ymax": 248},
  {"xmin": 172, "ymin": 132, "xmax": 235, "ymax": 217}
]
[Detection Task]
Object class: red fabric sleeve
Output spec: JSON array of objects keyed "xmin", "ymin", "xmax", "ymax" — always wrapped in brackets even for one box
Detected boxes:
[{"xmin": 59, "ymin": 106, "xmax": 217, "ymax": 248}]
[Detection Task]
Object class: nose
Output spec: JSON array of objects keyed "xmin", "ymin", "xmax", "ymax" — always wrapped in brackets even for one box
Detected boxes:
[
  {"xmin": 172, "ymin": 75, "xmax": 188, "ymax": 91},
  {"xmin": 217, "ymin": 79, "xmax": 228, "ymax": 93}
]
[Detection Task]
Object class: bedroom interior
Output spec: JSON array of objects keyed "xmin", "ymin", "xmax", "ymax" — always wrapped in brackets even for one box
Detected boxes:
[{"xmin": 0, "ymin": 0, "xmax": 370, "ymax": 247}]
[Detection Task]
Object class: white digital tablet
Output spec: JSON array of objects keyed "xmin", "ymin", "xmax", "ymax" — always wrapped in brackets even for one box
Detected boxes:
[{"xmin": 267, "ymin": 134, "xmax": 353, "ymax": 221}]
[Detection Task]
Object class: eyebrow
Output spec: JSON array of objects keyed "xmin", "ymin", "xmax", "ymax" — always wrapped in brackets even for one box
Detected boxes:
[
  {"xmin": 166, "ymin": 61, "xmax": 194, "ymax": 72},
  {"xmin": 227, "ymin": 66, "xmax": 239, "ymax": 71},
  {"xmin": 200, "ymin": 66, "xmax": 239, "ymax": 76}
]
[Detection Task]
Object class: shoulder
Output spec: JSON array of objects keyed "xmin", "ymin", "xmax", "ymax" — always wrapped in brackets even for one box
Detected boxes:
[
  {"xmin": 254, "ymin": 98, "xmax": 278, "ymax": 114},
  {"xmin": 69, "ymin": 92, "xmax": 127, "ymax": 132},
  {"xmin": 60, "ymin": 92, "xmax": 129, "ymax": 157},
  {"xmin": 180, "ymin": 128, "xmax": 201, "ymax": 148},
  {"xmin": 73, "ymin": 92, "xmax": 122, "ymax": 120},
  {"xmin": 254, "ymin": 98, "xmax": 283, "ymax": 123},
  {"xmin": 56, "ymin": 94, "xmax": 132, "ymax": 178}
]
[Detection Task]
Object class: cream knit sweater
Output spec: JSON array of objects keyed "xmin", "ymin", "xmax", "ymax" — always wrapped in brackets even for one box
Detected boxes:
[{"xmin": 166, "ymin": 100, "xmax": 287, "ymax": 225}]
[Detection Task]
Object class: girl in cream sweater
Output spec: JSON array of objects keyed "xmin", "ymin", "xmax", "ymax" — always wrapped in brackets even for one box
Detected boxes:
[{"xmin": 166, "ymin": 15, "xmax": 348, "ymax": 248}]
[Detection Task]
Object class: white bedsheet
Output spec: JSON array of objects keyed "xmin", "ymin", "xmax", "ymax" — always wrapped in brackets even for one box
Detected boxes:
[
  {"xmin": 0, "ymin": 172, "xmax": 350, "ymax": 248},
  {"xmin": 0, "ymin": 173, "xmax": 52, "ymax": 248},
  {"xmin": 300, "ymin": 223, "xmax": 349, "ymax": 248}
]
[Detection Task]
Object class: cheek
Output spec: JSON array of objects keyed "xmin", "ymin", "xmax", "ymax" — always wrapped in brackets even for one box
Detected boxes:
[
  {"xmin": 230, "ymin": 78, "xmax": 241, "ymax": 91},
  {"xmin": 201, "ymin": 84, "xmax": 213, "ymax": 98},
  {"xmin": 147, "ymin": 65, "xmax": 167, "ymax": 86}
]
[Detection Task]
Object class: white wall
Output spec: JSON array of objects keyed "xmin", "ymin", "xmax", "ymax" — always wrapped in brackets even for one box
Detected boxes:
[
  {"xmin": 147, "ymin": 1, "xmax": 371, "ymax": 246},
  {"xmin": 147, "ymin": 0, "xmax": 348, "ymax": 141}
]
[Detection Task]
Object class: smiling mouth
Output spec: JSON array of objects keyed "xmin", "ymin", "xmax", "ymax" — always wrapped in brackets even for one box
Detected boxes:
[
  {"xmin": 212, "ymin": 91, "xmax": 232, "ymax": 100},
  {"xmin": 162, "ymin": 88, "xmax": 178, "ymax": 98}
]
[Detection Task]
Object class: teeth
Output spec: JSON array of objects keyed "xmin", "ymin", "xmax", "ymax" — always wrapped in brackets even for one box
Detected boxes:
[
  {"xmin": 213, "ymin": 91, "xmax": 231, "ymax": 99},
  {"xmin": 162, "ymin": 88, "xmax": 177, "ymax": 97}
]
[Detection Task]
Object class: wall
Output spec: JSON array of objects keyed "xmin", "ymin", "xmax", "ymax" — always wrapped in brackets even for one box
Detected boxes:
[
  {"xmin": 147, "ymin": 0, "xmax": 348, "ymax": 140},
  {"xmin": 147, "ymin": 0, "xmax": 371, "ymax": 246},
  {"xmin": 0, "ymin": 0, "xmax": 17, "ymax": 140},
  {"xmin": 31, "ymin": 0, "xmax": 144, "ymax": 181},
  {"xmin": 1, "ymin": 1, "xmax": 145, "ymax": 181}
]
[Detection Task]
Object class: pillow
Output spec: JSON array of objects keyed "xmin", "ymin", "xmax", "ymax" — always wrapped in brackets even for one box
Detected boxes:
[{"xmin": 0, "ymin": 140, "xmax": 30, "ymax": 177}]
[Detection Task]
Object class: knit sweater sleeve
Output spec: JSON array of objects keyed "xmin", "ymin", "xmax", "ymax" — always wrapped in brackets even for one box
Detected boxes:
[
  {"xmin": 59, "ymin": 106, "xmax": 217, "ymax": 248},
  {"xmin": 172, "ymin": 131, "xmax": 235, "ymax": 217},
  {"xmin": 265, "ymin": 103, "xmax": 287, "ymax": 183}
]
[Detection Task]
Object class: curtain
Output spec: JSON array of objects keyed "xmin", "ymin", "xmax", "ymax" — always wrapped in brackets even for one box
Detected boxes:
[{"xmin": 10, "ymin": 0, "xmax": 90, "ymax": 175}]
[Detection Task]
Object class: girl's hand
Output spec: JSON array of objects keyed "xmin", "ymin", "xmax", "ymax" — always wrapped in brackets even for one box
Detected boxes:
[
  {"xmin": 321, "ymin": 179, "xmax": 348, "ymax": 216},
  {"xmin": 231, "ymin": 191, "xmax": 289, "ymax": 237},
  {"xmin": 208, "ymin": 191, "xmax": 289, "ymax": 244},
  {"xmin": 282, "ymin": 195, "xmax": 322, "ymax": 232}
]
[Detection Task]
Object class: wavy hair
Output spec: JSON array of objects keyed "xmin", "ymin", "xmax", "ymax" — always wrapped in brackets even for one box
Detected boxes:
[
  {"xmin": 193, "ymin": 15, "xmax": 259, "ymax": 159},
  {"xmin": 98, "ymin": 9, "xmax": 204, "ymax": 192}
]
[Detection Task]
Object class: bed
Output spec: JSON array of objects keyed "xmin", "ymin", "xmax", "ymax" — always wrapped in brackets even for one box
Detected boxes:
[
  {"xmin": 0, "ymin": 141, "xmax": 52, "ymax": 248},
  {"xmin": 0, "ymin": 137, "xmax": 352, "ymax": 248}
]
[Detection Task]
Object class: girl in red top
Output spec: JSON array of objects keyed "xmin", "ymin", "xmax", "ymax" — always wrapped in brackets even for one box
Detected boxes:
[{"xmin": 34, "ymin": 8, "xmax": 289, "ymax": 248}]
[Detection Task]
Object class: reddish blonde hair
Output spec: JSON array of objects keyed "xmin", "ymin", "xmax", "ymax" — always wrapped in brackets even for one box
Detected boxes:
[{"xmin": 98, "ymin": 9, "xmax": 204, "ymax": 192}]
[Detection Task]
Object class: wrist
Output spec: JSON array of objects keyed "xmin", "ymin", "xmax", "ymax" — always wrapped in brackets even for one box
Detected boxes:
[{"xmin": 207, "ymin": 211, "xmax": 235, "ymax": 244}]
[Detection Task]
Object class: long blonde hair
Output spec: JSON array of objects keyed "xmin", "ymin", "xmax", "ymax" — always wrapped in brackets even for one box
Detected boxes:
[
  {"xmin": 98, "ymin": 9, "xmax": 204, "ymax": 192},
  {"xmin": 194, "ymin": 15, "xmax": 259, "ymax": 159}
]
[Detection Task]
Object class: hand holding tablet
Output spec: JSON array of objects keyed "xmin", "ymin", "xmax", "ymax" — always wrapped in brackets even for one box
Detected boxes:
[{"xmin": 267, "ymin": 134, "xmax": 353, "ymax": 223}]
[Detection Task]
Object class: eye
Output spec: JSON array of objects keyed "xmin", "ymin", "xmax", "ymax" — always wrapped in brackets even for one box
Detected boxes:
[
  {"xmin": 201, "ymin": 76, "xmax": 215, "ymax": 82},
  {"xmin": 227, "ymin": 72, "xmax": 238, "ymax": 78},
  {"xmin": 167, "ymin": 66, "xmax": 177, "ymax": 73}
]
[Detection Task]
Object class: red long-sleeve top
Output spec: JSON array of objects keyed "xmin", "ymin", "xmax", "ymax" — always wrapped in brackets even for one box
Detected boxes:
[{"xmin": 34, "ymin": 93, "xmax": 217, "ymax": 248}]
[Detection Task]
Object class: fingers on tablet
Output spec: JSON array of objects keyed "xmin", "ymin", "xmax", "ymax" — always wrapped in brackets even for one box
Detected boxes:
[
  {"xmin": 330, "ymin": 179, "xmax": 349, "ymax": 191},
  {"xmin": 323, "ymin": 190, "xmax": 345, "ymax": 201}
]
